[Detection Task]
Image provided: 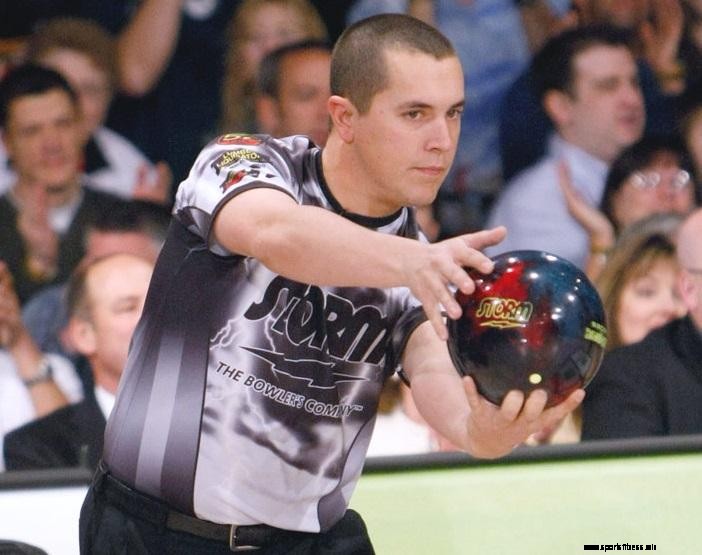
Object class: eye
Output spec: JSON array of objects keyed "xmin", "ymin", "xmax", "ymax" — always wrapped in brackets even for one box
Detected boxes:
[
  {"xmin": 404, "ymin": 110, "xmax": 422, "ymax": 120},
  {"xmin": 447, "ymin": 106, "xmax": 464, "ymax": 119}
]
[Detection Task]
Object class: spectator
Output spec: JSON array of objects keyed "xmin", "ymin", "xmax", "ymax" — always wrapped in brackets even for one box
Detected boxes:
[
  {"xmin": 582, "ymin": 207, "xmax": 702, "ymax": 439},
  {"xmin": 219, "ymin": 0, "xmax": 328, "ymax": 135},
  {"xmin": 0, "ymin": 260, "xmax": 82, "ymax": 472},
  {"xmin": 487, "ymin": 25, "xmax": 645, "ymax": 269},
  {"xmin": 597, "ymin": 226, "xmax": 686, "ymax": 349},
  {"xmin": 0, "ymin": 17, "xmax": 171, "ymax": 204},
  {"xmin": 560, "ymin": 135, "xmax": 698, "ymax": 278},
  {"xmin": 0, "ymin": 64, "xmax": 126, "ymax": 303},
  {"xmin": 4, "ymin": 253, "xmax": 155, "ymax": 471},
  {"xmin": 500, "ymin": 0, "xmax": 684, "ymax": 181},
  {"xmin": 255, "ymin": 40, "xmax": 332, "ymax": 147}
]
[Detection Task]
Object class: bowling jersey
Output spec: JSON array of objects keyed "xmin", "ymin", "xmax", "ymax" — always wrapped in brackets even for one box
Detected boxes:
[{"xmin": 103, "ymin": 134, "xmax": 426, "ymax": 532}]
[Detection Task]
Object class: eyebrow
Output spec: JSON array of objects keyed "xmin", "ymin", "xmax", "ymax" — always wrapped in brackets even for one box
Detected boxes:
[{"xmin": 397, "ymin": 99, "xmax": 465, "ymax": 110}]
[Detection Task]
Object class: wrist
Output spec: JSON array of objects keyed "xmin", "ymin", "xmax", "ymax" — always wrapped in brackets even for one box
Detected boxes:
[
  {"xmin": 589, "ymin": 243, "xmax": 611, "ymax": 256},
  {"xmin": 24, "ymin": 253, "xmax": 57, "ymax": 282},
  {"xmin": 654, "ymin": 61, "xmax": 686, "ymax": 92},
  {"xmin": 21, "ymin": 356, "xmax": 54, "ymax": 388}
]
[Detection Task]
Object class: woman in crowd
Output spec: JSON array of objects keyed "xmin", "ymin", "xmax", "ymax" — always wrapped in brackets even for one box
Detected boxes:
[
  {"xmin": 560, "ymin": 134, "xmax": 699, "ymax": 280},
  {"xmin": 219, "ymin": 0, "xmax": 327, "ymax": 134}
]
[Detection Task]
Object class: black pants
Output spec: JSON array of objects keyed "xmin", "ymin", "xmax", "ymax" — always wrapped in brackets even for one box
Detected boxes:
[{"xmin": 79, "ymin": 478, "xmax": 375, "ymax": 555}]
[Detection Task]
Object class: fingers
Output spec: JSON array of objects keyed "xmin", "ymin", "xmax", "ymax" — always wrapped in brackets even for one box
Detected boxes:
[
  {"xmin": 498, "ymin": 389, "xmax": 527, "ymax": 422},
  {"xmin": 415, "ymin": 227, "xmax": 505, "ymax": 341},
  {"xmin": 462, "ymin": 375, "xmax": 482, "ymax": 412},
  {"xmin": 457, "ymin": 226, "xmax": 506, "ymax": 255},
  {"xmin": 520, "ymin": 389, "xmax": 548, "ymax": 423}
]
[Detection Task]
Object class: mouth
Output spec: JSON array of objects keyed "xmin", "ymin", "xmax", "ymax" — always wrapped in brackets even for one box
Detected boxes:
[
  {"xmin": 43, "ymin": 155, "xmax": 70, "ymax": 169},
  {"xmin": 414, "ymin": 166, "xmax": 446, "ymax": 177}
]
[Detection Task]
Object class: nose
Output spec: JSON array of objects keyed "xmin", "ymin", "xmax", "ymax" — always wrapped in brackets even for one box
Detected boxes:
[
  {"xmin": 660, "ymin": 290, "xmax": 685, "ymax": 319},
  {"xmin": 622, "ymin": 80, "xmax": 644, "ymax": 108},
  {"xmin": 426, "ymin": 117, "xmax": 454, "ymax": 153},
  {"xmin": 41, "ymin": 127, "xmax": 64, "ymax": 154}
]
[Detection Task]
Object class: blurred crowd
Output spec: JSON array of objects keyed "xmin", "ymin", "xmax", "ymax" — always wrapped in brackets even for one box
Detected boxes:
[{"xmin": 1, "ymin": 0, "xmax": 701, "ymax": 472}]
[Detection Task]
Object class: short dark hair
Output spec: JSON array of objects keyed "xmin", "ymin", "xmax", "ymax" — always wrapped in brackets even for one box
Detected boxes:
[
  {"xmin": 0, "ymin": 64, "xmax": 78, "ymax": 127},
  {"xmin": 530, "ymin": 24, "xmax": 634, "ymax": 101},
  {"xmin": 330, "ymin": 13, "xmax": 456, "ymax": 113},
  {"xmin": 257, "ymin": 39, "xmax": 331, "ymax": 99},
  {"xmin": 601, "ymin": 135, "xmax": 699, "ymax": 227},
  {"xmin": 86, "ymin": 200, "xmax": 170, "ymax": 247}
]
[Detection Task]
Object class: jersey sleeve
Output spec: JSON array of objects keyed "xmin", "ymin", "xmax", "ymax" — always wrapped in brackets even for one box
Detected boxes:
[
  {"xmin": 387, "ymin": 304, "xmax": 428, "ymax": 383},
  {"xmin": 173, "ymin": 134, "xmax": 298, "ymax": 255}
]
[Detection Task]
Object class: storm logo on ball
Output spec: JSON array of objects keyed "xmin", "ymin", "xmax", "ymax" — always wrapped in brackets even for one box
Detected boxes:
[{"xmin": 474, "ymin": 297, "xmax": 533, "ymax": 329}]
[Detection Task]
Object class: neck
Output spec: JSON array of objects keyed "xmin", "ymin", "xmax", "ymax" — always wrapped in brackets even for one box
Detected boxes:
[
  {"xmin": 321, "ymin": 134, "xmax": 399, "ymax": 218},
  {"xmin": 92, "ymin": 363, "xmax": 121, "ymax": 395},
  {"xmin": 557, "ymin": 132, "xmax": 614, "ymax": 165}
]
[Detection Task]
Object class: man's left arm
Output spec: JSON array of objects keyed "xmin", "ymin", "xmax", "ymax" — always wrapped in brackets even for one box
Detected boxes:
[{"xmin": 401, "ymin": 321, "xmax": 584, "ymax": 459}]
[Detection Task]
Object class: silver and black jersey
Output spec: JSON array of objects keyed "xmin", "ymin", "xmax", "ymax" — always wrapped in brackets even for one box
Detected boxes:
[{"xmin": 103, "ymin": 134, "xmax": 426, "ymax": 532}]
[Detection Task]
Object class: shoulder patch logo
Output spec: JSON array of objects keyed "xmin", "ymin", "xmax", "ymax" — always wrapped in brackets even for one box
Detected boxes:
[{"xmin": 211, "ymin": 149, "xmax": 267, "ymax": 175}]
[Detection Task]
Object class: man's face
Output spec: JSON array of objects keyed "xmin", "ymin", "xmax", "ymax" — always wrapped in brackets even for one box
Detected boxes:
[
  {"xmin": 2, "ymin": 89, "xmax": 82, "ymax": 190},
  {"xmin": 558, "ymin": 45, "xmax": 645, "ymax": 163},
  {"xmin": 84, "ymin": 254, "xmax": 153, "ymax": 384},
  {"xmin": 273, "ymin": 48, "xmax": 331, "ymax": 146},
  {"xmin": 350, "ymin": 49, "xmax": 464, "ymax": 215}
]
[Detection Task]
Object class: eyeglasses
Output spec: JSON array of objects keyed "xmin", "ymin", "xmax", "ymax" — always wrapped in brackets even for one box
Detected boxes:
[{"xmin": 630, "ymin": 170, "xmax": 691, "ymax": 191}]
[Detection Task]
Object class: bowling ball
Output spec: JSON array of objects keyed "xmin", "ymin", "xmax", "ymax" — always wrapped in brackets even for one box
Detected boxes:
[{"xmin": 447, "ymin": 250, "xmax": 607, "ymax": 408}]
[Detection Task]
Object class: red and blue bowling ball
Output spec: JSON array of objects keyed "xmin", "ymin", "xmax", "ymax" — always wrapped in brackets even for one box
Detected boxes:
[{"xmin": 447, "ymin": 250, "xmax": 607, "ymax": 408}]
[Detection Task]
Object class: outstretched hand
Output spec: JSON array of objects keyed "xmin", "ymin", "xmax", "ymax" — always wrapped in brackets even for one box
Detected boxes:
[
  {"xmin": 462, "ymin": 376, "xmax": 585, "ymax": 458},
  {"xmin": 405, "ymin": 226, "xmax": 506, "ymax": 341}
]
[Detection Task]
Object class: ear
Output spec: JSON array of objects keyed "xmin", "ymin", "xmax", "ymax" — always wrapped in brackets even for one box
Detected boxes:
[
  {"xmin": 543, "ymin": 90, "xmax": 573, "ymax": 129},
  {"xmin": 679, "ymin": 272, "xmax": 698, "ymax": 312},
  {"xmin": 1, "ymin": 128, "xmax": 12, "ymax": 158},
  {"xmin": 255, "ymin": 95, "xmax": 280, "ymax": 136},
  {"xmin": 327, "ymin": 95, "xmax": 356, "ymax": 143},
  {"xmin": 65, "ymin": 317, "xmax": 97, "ymax": 357}
]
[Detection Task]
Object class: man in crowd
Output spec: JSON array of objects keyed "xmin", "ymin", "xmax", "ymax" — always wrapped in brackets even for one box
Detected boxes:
[
  {"xmin": 255, "ymin": 40, "xmax": 332, "ymax": 147},
  {"xmin": 487, "ymin": 25, "xmax": 645, "ymax": 269},
  {"xmin": 4, "ymin": 253, "xmax": 154, "ymax": 470},
  {"xmin": 0, "ymin": 65, "xmax": 124, "ymax": 302}
]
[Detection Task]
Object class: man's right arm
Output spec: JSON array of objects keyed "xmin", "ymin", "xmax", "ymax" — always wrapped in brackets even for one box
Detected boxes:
[{"xmin": 212, "ymin": 187, "xmax": 506, "ymax": 340}]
